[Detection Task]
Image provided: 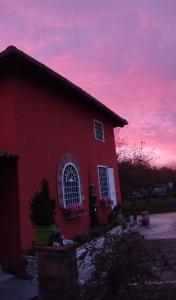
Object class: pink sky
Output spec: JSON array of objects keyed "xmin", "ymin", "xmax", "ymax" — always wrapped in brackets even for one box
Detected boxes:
[{"xmin": 0, "ymin": 0, "xmax": 175, "ymax": 165}]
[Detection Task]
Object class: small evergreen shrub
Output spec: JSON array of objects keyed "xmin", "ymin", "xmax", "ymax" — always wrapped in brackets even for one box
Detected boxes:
[{"xmin": 30, "ymin": 179, "xmax": 56, "ymax": 226}]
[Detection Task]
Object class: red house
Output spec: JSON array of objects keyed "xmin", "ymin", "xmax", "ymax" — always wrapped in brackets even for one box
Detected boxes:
[{"xmin": 0, "ymin": 46, "xmax": 127, "ymax": 274}]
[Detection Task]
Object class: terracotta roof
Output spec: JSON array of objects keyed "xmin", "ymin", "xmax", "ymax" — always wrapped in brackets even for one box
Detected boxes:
[{"xmin": 0, "ymin": 45, "xmax": 128, "ymax": 128}]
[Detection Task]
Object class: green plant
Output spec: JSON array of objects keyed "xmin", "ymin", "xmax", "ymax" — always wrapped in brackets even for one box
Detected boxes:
[
  {"xmin": 88, "ymin": 183, "xmax": 100, "ymax": 228},
  {"xmin": 80, "ymin": 232, "xmax": 160, "ymax": 300},
  {"xmin": 108, "ymin": 205, "xmax": 122, "ymax": 223},
  {"xmin": 30, "ymin": 179, "xmax": 56, "ymax": 226},
  {"xmin": 74, "ymin": 226, "xmax": 106, "ymax": 245}
]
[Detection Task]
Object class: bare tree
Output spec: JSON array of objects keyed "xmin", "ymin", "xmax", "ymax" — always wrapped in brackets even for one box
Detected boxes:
[{"xmin": 116, "ymin": 138, "xmax": 156, "ymax": 198}]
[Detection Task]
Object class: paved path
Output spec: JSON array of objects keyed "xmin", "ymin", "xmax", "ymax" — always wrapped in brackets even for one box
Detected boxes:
[
  {"xmin": 0, "ymin": 278, "xmax": 38, "ymax": 300},
  {"xmin": 139, "ymin": 212, "xmax": 176, "ymax": 239}
]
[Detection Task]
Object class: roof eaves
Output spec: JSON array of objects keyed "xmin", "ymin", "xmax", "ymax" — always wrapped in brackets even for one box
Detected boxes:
[{"xmin": 0, "ymin": 46, "xmax": 128, "ymax": 128}]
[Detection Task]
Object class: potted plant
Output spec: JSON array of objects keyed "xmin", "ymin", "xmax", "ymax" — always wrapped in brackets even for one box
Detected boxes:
[
  {"xmin": 89, "ymin": 183, "xmax": 100, "ymax": 228},
  {"xmin": 29, "ymin": 178, "xmax": 56, "ymax": 246},
  {"xmin": 108, "ymin": 205, "xmax": 123, "ymax": 225}
]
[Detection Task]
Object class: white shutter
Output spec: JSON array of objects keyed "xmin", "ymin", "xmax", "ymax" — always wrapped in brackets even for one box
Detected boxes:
[{"xmin": 107, "ymin": 168, "xmax": 117, "ymax": 208}]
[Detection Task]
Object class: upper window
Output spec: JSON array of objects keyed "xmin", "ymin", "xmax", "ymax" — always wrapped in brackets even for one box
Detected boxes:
[
  {"xmin": 94, "ymin": 120, "xmax": 105, "ymax": 142},
  {"xmin": 98, "ymin": 166, "xmax": 109, "ymax": 199},
  {"xmin": 62, "ymin": 163, "xmax": 81, "ymax": 207}
]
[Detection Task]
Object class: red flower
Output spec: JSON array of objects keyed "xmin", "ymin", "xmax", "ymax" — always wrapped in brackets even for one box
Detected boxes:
[{"xmin": 64, "ymin": 204, "xmax": 85, "ymax": 214}]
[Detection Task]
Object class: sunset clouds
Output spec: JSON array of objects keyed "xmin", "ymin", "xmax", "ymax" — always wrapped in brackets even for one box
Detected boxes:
[{"xmin": 0, "ymin": 0, "xmax": 175, "ymax": 164}]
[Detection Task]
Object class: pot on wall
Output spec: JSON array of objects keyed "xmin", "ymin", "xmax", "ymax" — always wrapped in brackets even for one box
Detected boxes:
[
  {"xmin": 34, "ymin": 224, "xmax": 56, "ymax": 246},
  {"xmin": 29, "ymin": 179, "xmax": 56, "ymax": 247},
  {"xmin": 141, "ymin": 211, "xmax": 150, "ymax": 227}
]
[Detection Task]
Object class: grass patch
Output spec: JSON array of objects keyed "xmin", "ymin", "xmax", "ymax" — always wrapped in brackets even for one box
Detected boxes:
[{"xmin": 125, "ymin": 197, "xmax": 176, "ymax": 215}]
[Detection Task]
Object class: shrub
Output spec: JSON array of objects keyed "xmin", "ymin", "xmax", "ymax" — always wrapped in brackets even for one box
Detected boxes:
[
  {"xmin": 29, "ymin": 179, "xmax": 56, "ymax": 226},
  {"xmin": 75, "ymin": 226, "xmax": 107, "ymax": 245},
  {"xmin": 80, "ymin": 232, "xmax": 159, "ymax": 300}
]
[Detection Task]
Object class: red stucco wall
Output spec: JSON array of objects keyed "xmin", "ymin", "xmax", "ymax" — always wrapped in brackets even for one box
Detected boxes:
[
  {"xmin": 0, "ymin": 77, "xmax": 22, "ymax": 274},
  {"xmin": 0, "ymin": 76, "xmax": 17, "ymax": 153},
  {"xmin": 13, "ymin": 75, "xmax": 121, "ymax": 251}
]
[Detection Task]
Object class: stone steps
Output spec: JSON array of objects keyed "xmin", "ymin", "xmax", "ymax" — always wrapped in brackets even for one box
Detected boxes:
[{"xmin": 0, "ymin": 265, "xmax": 14, "ymax": 283}]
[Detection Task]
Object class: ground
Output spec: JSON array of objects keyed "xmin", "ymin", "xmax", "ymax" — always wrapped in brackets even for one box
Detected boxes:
[
  {"xmin": 0, "ymin": 278, "xmax": 38, "ymax": 300},
  {"xmin": 139, "ymin": 212, "xmax": 176, "ymax": 239},
  {"xmin": 1, "ymin": 211, "xmax": 176, "ymax": 299}
]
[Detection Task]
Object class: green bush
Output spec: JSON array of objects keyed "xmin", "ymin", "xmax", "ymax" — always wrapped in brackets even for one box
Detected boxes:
[
  {"xmin": 29, "ymin": 179, "xmax": 56, "ymax": 226},
  {"xmin": 80, "ymin": 232, "xmax": 160, "ymax": 300}
]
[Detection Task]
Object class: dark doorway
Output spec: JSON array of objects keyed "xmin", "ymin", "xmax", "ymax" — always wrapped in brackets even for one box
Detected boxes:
[{"xmin": 0, "ymin": 156, "xmax": 21, "ymax": 274}]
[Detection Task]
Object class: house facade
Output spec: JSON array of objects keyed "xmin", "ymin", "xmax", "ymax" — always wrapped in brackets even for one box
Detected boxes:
[{"xmin": 0, "ymin": 46, "xmax": 127, "ymax": 274}]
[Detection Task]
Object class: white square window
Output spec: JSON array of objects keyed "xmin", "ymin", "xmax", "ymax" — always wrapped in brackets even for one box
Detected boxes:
[
  {"xmin": 98, "ymin": 166, "xmax": 109, "ymax": 199},
  {"xmin": 94, "ymin": 120, "xmax": 104, "ymax": 142}
]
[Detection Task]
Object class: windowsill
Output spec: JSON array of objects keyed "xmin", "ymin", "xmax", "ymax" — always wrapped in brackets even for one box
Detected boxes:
[{"xmin": 95, "ymin": 138, "xmax": 105, "ymax": 143}]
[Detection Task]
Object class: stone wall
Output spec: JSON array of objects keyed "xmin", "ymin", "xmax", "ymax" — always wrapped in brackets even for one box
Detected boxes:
[
  {"xmin": 36, "ymin": 243, "xmax": 80, "ymax": 300},
  {"xmin": 26, "ymin": 231, "xmax": 176, "ymax": 299}
]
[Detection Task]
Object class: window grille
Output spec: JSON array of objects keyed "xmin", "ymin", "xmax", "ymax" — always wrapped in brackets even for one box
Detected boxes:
[
  {"xmin": 62, "ymin": 164, "xmax": 81, "ymax": 207},
  {"xmin": 94, "ymin": 120, "xmax": 104, "ymax": 141},
  {"xmin": 98, "ymin": 166, "xmax": 109, "ymax": 199}
]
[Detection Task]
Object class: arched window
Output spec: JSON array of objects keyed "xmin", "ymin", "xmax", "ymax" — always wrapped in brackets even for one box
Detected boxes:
[{"xmin": 62, "ymin": 163, "xmax": 81, "ymax": 207}]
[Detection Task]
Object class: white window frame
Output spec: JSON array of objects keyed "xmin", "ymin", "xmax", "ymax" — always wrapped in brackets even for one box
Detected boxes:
[
  {"xmin": 93, "ymin": 119, "xmax": 105, "ymax": 142},
  {"xmin": 97, "ymin": 165, "xmax": 110, "ymax": 199},
  {"xmin": 62, "ymin": 162, "xmax": 82, "ymax": 208},
  {"xmin": 107, "ymin": 167, "xmax": 117, "ymax": 208}
]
